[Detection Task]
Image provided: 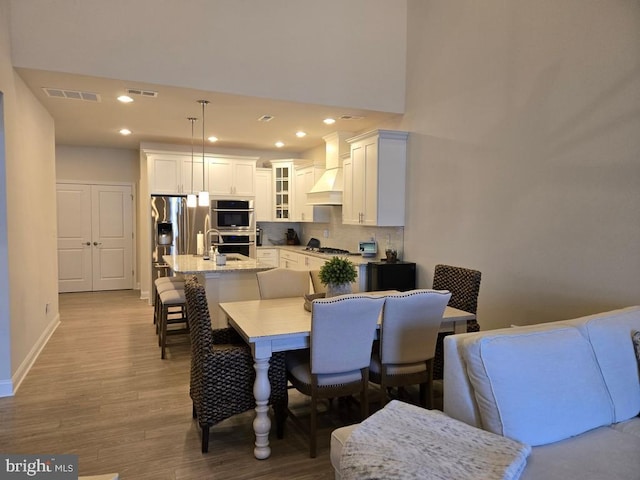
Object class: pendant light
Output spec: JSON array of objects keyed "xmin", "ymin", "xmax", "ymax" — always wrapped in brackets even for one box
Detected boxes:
[
  {"xmin": 186, "ymin": 116, "xmax": 198, "ymax": 208},
  {"xmin": 197, "ymin": 100, "xmax": 210, "ymax": 207}
]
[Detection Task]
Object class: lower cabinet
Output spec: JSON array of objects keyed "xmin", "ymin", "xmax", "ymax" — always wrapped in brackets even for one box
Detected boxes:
[
  {"xmin": 257, "ymin": 248, "xmax": 279, "ymax": 267},
  {"xmin": 279, "ymin": 250, "xmax": 304, "ymax": 269}
]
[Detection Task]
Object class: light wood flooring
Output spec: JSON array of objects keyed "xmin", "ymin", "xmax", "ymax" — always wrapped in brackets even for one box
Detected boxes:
[{"xmin": 0, "ymin": 290, "xmax": 440, "ymax": 479}]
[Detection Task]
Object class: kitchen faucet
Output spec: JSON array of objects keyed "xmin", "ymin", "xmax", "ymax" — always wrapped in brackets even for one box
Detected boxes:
[{"xmin": 205, "ymin": 228, "xmax": 224, "ymax": 251}]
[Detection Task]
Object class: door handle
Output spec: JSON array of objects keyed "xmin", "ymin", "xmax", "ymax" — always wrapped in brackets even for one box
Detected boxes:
[
  {"xmin": 93, "ymin": 241, "xmax": 103, "ymax": 246},
  {"xmin": 83, "ymin": 242, "xmax": 91, "ymax": 246}
]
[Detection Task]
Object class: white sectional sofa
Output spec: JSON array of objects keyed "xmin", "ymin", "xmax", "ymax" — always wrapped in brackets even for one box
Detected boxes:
[{"xmin": 331, "ymin": 306, "xmax": 640, "ymax": 479}]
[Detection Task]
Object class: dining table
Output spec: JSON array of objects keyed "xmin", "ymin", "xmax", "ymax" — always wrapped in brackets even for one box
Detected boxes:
[{"xmin": 218, "ymin": 293, "xmax": 476, "ymax": 460}]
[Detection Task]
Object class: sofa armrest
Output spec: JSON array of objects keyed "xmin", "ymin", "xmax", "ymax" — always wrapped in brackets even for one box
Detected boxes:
[{"xmin": 443, "ymin": 332, "xmax": 483, "ymax": 427}]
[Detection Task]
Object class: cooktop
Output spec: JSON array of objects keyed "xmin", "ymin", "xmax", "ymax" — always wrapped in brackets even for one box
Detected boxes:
[{"xmin": 304, "ymin": 246, "xmax": 359, "ymax": 255}]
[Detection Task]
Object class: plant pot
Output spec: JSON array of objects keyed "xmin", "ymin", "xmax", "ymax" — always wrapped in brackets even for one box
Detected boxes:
[{"xmin": 326, "ymin": 282, "xmax": 352, "ymax": 298}]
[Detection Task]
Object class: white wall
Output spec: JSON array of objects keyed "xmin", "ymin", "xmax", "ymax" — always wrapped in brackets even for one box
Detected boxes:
[
  {"xmin": 0, "ymin": 0, "xmax": 59, "ymax": 395},
  {"xmin": 9, "ymin": 0, "xmax": 407, "ymax": 114},
  {"xmin": 402, "ymin": 0, "xmax": 640, "ymax": 329},
  {"xmin": 56, "ymin": 145, "xmax": 139, "ymax": 183}
]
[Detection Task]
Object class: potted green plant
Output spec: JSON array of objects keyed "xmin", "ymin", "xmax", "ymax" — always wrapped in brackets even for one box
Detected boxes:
[{"xmin": 319, "ymin": 256, "xmax": 358, "ymax": 297}]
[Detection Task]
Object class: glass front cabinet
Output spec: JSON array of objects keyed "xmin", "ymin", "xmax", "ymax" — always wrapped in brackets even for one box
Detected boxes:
[{"xmin": 271, "ymin": 160, "xmax": 293, "ymax": 221}]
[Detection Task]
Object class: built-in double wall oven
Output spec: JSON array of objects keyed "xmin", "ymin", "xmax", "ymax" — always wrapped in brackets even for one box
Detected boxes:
[{"xmin": 210, "ymin": 199, "xmax": 256, "ymax": 258}]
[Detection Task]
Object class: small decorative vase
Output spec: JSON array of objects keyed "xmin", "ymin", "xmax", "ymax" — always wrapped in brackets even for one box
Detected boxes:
[{"xmin": 326, "ymin": 282, "xmax": 352, "ymax": 298}]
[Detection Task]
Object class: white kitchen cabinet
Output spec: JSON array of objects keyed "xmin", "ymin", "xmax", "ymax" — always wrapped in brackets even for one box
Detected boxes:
[
  {"xmin": 255, "ymin": 168, "xmax": 273, "ymax": 222},
  {"xmin": 207, "ymin": 157, "xmax": 257, "ymax": 197},
  {"xmin": 145, "ymin": 149, "xmax": 257, "ymax": 197},
  {"xmin": 148, "ymin": 153, "xmax": 183, "ymax": 194},
  {"xmin": 270, "ymin": 160, "xmax": 294, "ymax": 221},
  {"xmin": 182, "ymin": 156, "xmax": 206, "ymax": 194},
  {"xmin": 279, "ymin": 250, "xmax": 305, "ymax": 269},
  {"xmin": 257, "ymin": 248, "xmax": 278, "ymax": 267},
  {"xmin": 293, "ymin": 165, "xmax": 330, "ymax": 223},
  {"xmin": 303, "ymin": 254, "xmax": 327, "ymax": 271},
  {"xmin": 344, "ymin": 130, "xmax": 409, "ymax": 226}
]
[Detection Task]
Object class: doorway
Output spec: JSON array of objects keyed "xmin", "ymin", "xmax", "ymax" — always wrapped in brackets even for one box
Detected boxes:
[{"xmin": 57, "ymin": 183, "xmax": 133, "ymax": 292}]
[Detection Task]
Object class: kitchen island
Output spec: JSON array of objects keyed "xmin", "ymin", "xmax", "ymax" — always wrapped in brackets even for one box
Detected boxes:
[{"xmin": 163, "ymin": 253, "xmax": 274, "ymax": 328}]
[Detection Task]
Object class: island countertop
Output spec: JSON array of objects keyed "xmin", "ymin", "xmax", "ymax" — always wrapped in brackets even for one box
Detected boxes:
[{"xmin": 163, "ymin": 254, "xmax": 274, "ymax": 275}]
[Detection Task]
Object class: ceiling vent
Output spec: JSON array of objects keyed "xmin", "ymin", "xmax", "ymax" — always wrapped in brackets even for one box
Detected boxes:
[
  {"xmin": 43, "ymin": 88, "xmax": 101, "ymax": 102},
  {"xmin": 126, "ymin": 88, "xmax": 158, "ymax": 98},
  {"xmin": 339, "ymin": 114, "xmax": 364, "ymax": 121},
  {"xmin": 258, "ymin": 115, "xmax": 274, "ymax": 122}
]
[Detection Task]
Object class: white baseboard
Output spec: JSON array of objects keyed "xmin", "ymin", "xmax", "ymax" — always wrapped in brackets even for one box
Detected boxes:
[
  {"xmin": 11, "ymin": 314, "xmax": 61, "ymax": 395},
  {"xmin": 140, "ymin": 288, "xmax": 150, "ymax": 303},
  {"xmin": 0, "ymin": 379, "xmax": 13, "ymax": 397}
]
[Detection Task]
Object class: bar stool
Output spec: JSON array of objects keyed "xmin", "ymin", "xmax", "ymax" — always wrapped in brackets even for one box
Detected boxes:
[
  {"xmin": 158, "ymin": 287, "xmax": 189, "ymax": 359},
  {"xmin": 153, "ymin": 277, "xmax": 185, "ymax": 330}
]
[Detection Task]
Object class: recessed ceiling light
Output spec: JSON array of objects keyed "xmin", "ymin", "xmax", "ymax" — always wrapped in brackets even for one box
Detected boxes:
[
  {"xmin": 296, "ymin": 131, "xmax": 307, "ymax": 138},
  {"xmin": 275, "ymin": 141, "xmax": 284, "ymax": 148},
  {"xmin": 119, "ymin": 128, "xmax": 132, "ymax": 136},
  {"xmin": 323, "ymin": 118, "xmax": 336, "ymax": 125},
  {"xmin": 208, "ymin": 136, "xmax": 218, "ymax": 143},
  {"xmin": 117, "ymin": 95, "xmax": 134, "ymax": 103}
]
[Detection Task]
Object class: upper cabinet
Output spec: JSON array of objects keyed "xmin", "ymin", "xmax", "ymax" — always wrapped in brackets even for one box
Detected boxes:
[
  {"xmin": 207, "ymin": 157, "xmax": 256, "ymax": 197},
  {"xmin": 293, "ymin": 165, "xmax": 330, "ymax": 223},
  {"xmin": 343, "ymin": 130, "xmax": 409, "ymax": 226},
  {"xmin": 148, "ymin": 153, "xmax": 187, "ymax": 194},
  {"xmin": 144, "ymin": 148, "xmax": 256, "ymax": 197},
  {"xmin": 255, "ymin": 168, "xmax": 273, "ymax": 222},
  {"xmin": 270, "ymin": 159, "xmax": 295, "ymax": 221}
]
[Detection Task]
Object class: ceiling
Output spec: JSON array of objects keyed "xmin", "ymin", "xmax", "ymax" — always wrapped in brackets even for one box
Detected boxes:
[{"xmin": 16, "ymin": 68, "xmax": 401, "ymax": 154}]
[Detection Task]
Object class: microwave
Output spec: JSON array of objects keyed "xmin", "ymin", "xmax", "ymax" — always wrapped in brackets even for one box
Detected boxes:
[{"xmin": 211, "ymin": 199, "xmax": 254, "ymax": 231}]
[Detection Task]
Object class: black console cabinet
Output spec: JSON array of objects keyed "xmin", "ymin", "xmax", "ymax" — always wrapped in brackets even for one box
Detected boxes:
[{"xmin": 366, "ymin": 261, "xmax": 416, "ymax": 292}]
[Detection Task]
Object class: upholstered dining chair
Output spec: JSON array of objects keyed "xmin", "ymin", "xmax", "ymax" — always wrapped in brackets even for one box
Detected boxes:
[
  {"xmin": 431, "ymin": 264, "xmax": 482, "ymax": 379},
  {"xmin": 256, "ymin": 267, "xmax": 312, "ymax": 299},
  {"xmin": 285, "ymin": 294, "xmax": 386, "ymax": 457},
  {"xmin": 184, "ymin": 275, "xmax": 288, "ymax": 453},
  {"xmin": 369, "ymin": 289, "xmax": 452, "ymax": 409}
]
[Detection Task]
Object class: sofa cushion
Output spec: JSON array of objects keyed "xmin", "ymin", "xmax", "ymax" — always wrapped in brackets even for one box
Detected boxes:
[
  {"xmin": 462, "ymin": 325, "xmax": 614, "ymax": 446},
  {"xmin": 611, "ymin": 416, "xmax": 640, "ymax": 439},
  {"xmin": 566, "ymin": 306, "xmax": 640, "ymax": 422},
  {"xmin": 520, "ymin": 426, "xmax": 640, "ymax": 480}
]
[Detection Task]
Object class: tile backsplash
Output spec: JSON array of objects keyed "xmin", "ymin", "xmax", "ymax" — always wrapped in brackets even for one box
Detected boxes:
[{"xmin": 257, "ymin": 206, "xmax": 404, "ymax": 262}]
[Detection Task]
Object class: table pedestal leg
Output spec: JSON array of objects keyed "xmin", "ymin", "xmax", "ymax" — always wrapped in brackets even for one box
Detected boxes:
[{"xmin": 252, "ymin": 356, "xmax": 271, "ymax": 459}]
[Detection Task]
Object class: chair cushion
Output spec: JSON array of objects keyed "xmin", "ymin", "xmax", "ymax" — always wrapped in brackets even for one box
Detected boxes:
[
  {"xmin": 369, "ymin": 351, "xmax": 427, "ymax": 376},
  {"xmin": 286, "ymin": 349, "xmax": 362, "ymax": 387},
  {"xmin": 156, "ymin": 282, "xmax": 184, "ymax": 294},
  {"xmin": 462, "ymin": 325, "xmax": 614, "ymax": 446},
  {"xmin": 564, "ymin": 306, "xmax": 640, "ymax": 423},
  {"xmin": 159, "ymin": 288, "xmax": 186, "ymax": 305},
  {"xmin": 154, "ymin": 276, "xmax": 184, "ymax": 286}
]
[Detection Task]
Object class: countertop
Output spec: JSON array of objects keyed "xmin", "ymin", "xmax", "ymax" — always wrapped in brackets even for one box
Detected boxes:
[
  {"xmin": 163, "ymin": 254, "xmax": 274, "ymax": 274},
  {"xmin": 257, "ymin": 245, "xmax": 376, "ymax": 265}
]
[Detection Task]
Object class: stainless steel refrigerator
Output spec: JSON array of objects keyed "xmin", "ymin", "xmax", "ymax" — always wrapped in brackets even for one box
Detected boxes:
[{"xmin": 151, "ymin": 195, "xmax": 209, "ymax": 290}]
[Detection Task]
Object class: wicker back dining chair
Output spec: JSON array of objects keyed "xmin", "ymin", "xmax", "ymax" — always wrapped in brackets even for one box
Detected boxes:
[
  {"xmin": 369, "ymin": 289, "xmax": 451, "ymax": 409},
  {"xmin": 285, "ymin": 294, "xmax": 385, "ymax": 457},
  {"xmin": 431, "ymin": 264, "xmax": 482, "ymax": 379},
  {"xmin": 184, "ymin": 275, "xmax": 288, "ymax": 453}
]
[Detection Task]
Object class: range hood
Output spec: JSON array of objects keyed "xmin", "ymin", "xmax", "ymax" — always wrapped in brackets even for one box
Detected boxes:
[{"xmin": 307, "ymin": 132, "xmax": 353, "ymax": 206}]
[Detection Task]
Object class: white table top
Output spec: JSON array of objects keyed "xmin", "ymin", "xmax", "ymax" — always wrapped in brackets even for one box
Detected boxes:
[{"xmin": 219, "ymin": 295, "xmax": 476, "ymax": 346}]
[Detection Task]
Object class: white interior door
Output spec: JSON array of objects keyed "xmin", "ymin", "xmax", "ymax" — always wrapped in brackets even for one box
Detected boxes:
[
  {"xmin": 57, "ymin": 183, "xmax": 133, "ymax": 292},
  {"xmin": 57, "ymin": 184, "xmax": 93, "ymax": 292},
  {"xmin": 91, "ymin": 185, "xmax": 133, "ymax": 291}
]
